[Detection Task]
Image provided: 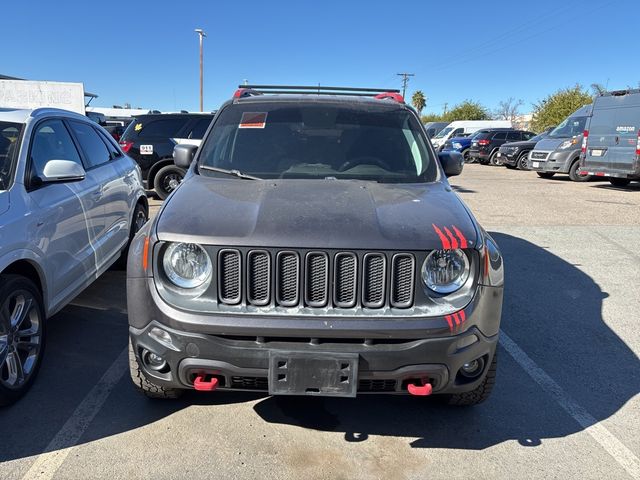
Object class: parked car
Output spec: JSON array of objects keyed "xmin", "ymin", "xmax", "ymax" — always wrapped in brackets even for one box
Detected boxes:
[
  {"xmin": 469, "ymin": 129, "xmax": 537, "ymax": 165},
  {"xmin": 119, "ymin": 113, "xmax": 215, "ymax": 199},
  {"xmin": 0, "ymin": 107, "xmax": 148, "ymax": 406},
  {"xmin": 104, "ymin": 124, "xmax": 126, "ymax": 142},
  {"xmin": 580, "ymin": 89, "xmax": 640, "ymax": 187},
  {"xmin": 126, "ymin": 85, "xmax": 504, "ymax": 405},
  {"xmin": 442, "ymin": 128, "xmax": 512, "ymax": 163},
  {"xmin": 431, "ymin": 120, "xmax": 512, "ymax": 151},
  {"xmin": 529, "ymin": 105, "xmax": 592, "ymax": 182},
  {"xmin": 423, "ymin": 121, "xmax": 449, "ymax": 139},
  {"xmin": 498, "ymin": 127, "xmax": 554, "ymax": 170}
]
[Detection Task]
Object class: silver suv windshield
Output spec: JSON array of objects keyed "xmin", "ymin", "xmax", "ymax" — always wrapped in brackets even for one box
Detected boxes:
[
  {"xmin": 548, "ymin": 116, "xmax": 587, "ymax": 139},
  {"xmin": 198, "ymin": 102, "xmax": 438, "ymax": 183},
  {"xmin": 0, "ymin": 122, "xmax": 22, "ymax": 190}
]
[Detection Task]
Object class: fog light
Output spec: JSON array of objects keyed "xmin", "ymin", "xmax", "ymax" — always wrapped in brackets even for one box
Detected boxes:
[
  {"xmin": 460, "ymin": 357, "xmax": 485, "ymax": 379},
  {"xmin": 142, "ymin": 349, "xmax": 167, "ymax": 371}
]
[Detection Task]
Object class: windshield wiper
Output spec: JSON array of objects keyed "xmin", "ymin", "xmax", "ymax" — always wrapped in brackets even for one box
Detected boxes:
[{"xmin": 199, "ymin": 165, "xmax": 261, "ymax": 180}]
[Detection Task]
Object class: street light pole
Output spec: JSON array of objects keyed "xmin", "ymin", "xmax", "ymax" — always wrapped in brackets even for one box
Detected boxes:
[{"xmin": 195, "ymin": 28, "xmax": 207, "ymax": 112}]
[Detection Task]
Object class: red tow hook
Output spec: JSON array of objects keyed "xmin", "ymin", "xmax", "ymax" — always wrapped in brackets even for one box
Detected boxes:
[
  {"xmin": 407, "ymin": 381, "xmax": 433, "ymax": 396},
  {"xmin": 193, "ymin": 375, "xmax": 219, "ymax": 392}
]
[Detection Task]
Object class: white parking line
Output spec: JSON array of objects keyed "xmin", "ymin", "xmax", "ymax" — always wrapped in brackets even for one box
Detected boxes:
[
  {"xmin": 21, "ymin": 347, "xmax": 128, "ymax": 480},
  {"xmin": 500, "ymin": 331, "xmax": 640, "ymax": 479}
]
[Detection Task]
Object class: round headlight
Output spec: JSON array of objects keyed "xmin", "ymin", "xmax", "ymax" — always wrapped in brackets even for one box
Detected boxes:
[
  {"xmin": 421, "ymin": 249, "xmax": 470, "ymax": 294},
  {"xmin": 163, "ymin": 243, "xmax": 212, "ymax": 289}
]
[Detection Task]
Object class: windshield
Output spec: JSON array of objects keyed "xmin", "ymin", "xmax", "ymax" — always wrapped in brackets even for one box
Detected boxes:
[
  {"xmin": 0, "ymin": 122, "xmax": 23, "ymax": 190},
  {"xmin": 529, "ymin": 132, "xmax": 548, "ymax": 142},
  {"xmin": 198, "ymin": 102, "xmax": 438, "ymax": 183},
  {"xmin": 548, "ymin": 116, "xmax": 587, "ymax": 138},
  {"xmin": 433, "ymin": 126, "xmax": 452, "ymax": 139}
]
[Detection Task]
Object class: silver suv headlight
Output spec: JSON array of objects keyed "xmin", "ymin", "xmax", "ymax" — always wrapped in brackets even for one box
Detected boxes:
[
  {"xmin": 421, "ymin": 249, "xmax": 470, "ymax": 294},
  {"xmin": 162, "ymin": 242, "xmax": 212, "ymax": 289}
]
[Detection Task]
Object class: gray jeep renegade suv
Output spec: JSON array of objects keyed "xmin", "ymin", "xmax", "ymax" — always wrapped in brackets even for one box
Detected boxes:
[{"xmin": 126, "ymin": 86, "xmax": 504, "ymax": 405}]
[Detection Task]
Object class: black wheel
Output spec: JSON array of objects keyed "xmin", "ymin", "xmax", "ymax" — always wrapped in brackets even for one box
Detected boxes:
[
  {"xmin": 568, "ymin": 160, "xmax": 591, "ymax": 182},
  {"xmin": 517, "ymin": 152, "xmax": 530, "ymax": 170},
  {"xmin": 129, "ymin": 340, "xmax": 182, "ymax": 399},
  {"xmin": 489, "ymin": 151, "xmax": 502, "ymax": 166},
  {"xmin": 445, "ymin": 352, "xmax": 498, "ymax": 406},
  {"xmin": 115, "ymin": 202, "xmax": 148, "ymax": 270},
  {"xmin": 154, "ymin": 165, "xmax": 186, "ymax": 200},
  {"xmin": 462, "ymin": 149, "xmax": 472, "ymax": 164},
  {"xmin": 0, "ymin": 275, "xmax": 45, "ymax": 407},
  {"xmin": 537, "ymin": 172, "xmax": 555, "ymax": 179},
  {"xmin": 609, "ymin": 177, "xmax": 631, "ymax": 187}
]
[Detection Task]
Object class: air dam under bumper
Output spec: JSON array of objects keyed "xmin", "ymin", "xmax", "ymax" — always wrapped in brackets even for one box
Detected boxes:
[{"xmin": 130, "ymin": 321, "xmax": 498, "ymax": 396}]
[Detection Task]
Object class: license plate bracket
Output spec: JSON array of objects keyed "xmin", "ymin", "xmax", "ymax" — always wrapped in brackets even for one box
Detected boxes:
[{"xmin": 268, "ymin": 352, "xmax": 359, "ymax": 397}]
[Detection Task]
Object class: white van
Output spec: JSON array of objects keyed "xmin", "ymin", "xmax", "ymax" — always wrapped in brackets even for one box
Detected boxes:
[{"xmin": 431, "ymin": 120, "xmax": 512, "ymax": 150}]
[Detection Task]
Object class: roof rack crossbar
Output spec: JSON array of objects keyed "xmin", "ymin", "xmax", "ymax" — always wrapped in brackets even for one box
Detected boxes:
[{"xmin": 239, "ymin": 84, "xmax": 400, "ymax": 95}]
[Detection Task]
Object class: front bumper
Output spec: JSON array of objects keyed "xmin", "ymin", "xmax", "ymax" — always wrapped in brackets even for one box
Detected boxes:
[
  {"xmin": 498, "ymin": 152, "xmax": 519, "ymax": 166},
  {"xmin": 529, "ymin": 149, "xmax": 575, "ymax": 173},
  {"xmin": 127, "ymin": 275, "xmax": 503, "ymax": 396}
]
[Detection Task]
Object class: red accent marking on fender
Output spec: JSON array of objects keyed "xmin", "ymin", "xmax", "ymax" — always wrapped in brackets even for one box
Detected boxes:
[
  {"xmin": 459, "ymin": 310, "xmax": 466, "ymax": 324},
  {"xmin": 452, "ymin": 312, "xmax": 460, "ymax": 326},
  {"xmin": 443, "ymin": 227, "xmax": 459, "ymax": 249},
  {"xmin": 432, "ymin": 224, "xmax": 451, "ymax": 249},
  {"xmin": 445, "ymin": 315, "xmax": 453, "ymax": 331},
  {"xmin": 452, "ymin": 226, "xmax": 468, "ymax": 248},
  {"xmin": 407, "ymin": 383, "xmax": 433, "ymax": 396}
]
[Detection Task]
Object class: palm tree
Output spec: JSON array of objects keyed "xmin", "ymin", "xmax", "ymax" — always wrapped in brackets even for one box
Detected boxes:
[{"xmin": 411, "ymin": 90, "xmax": 426, "ymax": 115}]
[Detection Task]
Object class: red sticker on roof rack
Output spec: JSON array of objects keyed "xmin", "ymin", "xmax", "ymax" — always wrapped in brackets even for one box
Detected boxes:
[{"xmin": 239, "ymin": 112, "xmax": 267, "ymax": 129}]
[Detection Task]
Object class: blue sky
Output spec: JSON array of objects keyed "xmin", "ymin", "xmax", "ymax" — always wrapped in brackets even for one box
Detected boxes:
[{"xmin": 2, "ymin": 0, "xmax": 636, "ymax": 114}]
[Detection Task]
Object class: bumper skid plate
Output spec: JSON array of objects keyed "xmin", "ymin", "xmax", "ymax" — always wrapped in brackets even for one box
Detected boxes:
[{"xmin": 268, "ymin": 351, "xmax": 359, "ymax": 397}]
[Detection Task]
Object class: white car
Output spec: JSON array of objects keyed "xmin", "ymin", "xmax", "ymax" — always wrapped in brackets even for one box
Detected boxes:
[{"xmin": 0, "ymin": 108, "xmax": 147, "ymax": 406}]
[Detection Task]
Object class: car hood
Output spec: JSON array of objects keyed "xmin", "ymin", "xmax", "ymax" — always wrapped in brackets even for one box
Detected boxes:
[
  {"xmin": 0, "ymin": 191, "xmax": 9, "ymax": 216},
  {"xmin": 156, "ymin": 176, "xmax": 479, "ymax": 251},
  {"xmin": 534, "ymin": 136, "xmax": 581, "ymax": 151},
  {"xmin": 500, "ymin": 140, "xmax": 536, "ymax": 149}
]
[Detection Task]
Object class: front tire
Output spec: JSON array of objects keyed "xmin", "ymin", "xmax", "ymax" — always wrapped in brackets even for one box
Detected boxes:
[
  {"xmin": 445, "ymin": 352, "xmax": 498, "ymax": 406},
  {"xmin": 489, "ymin": 151, "xmax": 501, "ymax": 166},
  {"xmin": 609, "ymin": 177, "xmax": 631, "ymax": 187},
  {"xmin": 0, "ymin": 275, "xmax": 45, "ymax": 407},
  {"xmin": 517, "ymin": 152, "xmax": 530, "ymax": 170},
  {"xmin": 129, "ymin": 340, "xmax": 182, "ymax": 399},
  {"xmin": 462, "ymin": 149, "xmax": 473, "ymax": 163},
  {"xmin": 154, "ymin": 165, "xmax": 186, "ymax": 200},
  {"xmin": 569, "ymin": 160, "xmax": 591, "ymax": 182}
]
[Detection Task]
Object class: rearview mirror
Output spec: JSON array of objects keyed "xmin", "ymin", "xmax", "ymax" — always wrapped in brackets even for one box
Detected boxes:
[
  {"xmin": 173, "ymin": 144, "xmax": 198, "ymax": 168},
  {"xmin": 438, "ymin": 151, "xmax": 464, "ymax": 177},
  {"xmin": 40, "ymin": 160, "xmax": 86, "ymax": 183}
]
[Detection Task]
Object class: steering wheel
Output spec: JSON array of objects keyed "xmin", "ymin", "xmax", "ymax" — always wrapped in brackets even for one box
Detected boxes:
[{"xmin": 338, "ymin": 156, "xmax": 391, "ymax": 172}]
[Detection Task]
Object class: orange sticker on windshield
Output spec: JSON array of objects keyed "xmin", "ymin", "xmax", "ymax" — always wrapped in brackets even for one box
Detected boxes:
[{"xmin": 239, "ymin": 112, "xmax": 267, "ymax": 129}]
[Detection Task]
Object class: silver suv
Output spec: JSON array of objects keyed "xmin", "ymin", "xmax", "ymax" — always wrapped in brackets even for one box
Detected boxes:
[{"xmin": 0, "ymin": 108, "xmax": 148, "ymax": 406}]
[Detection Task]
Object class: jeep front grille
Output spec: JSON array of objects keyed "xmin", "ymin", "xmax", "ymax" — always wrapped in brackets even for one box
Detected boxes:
[{"xmin": 215, "ymin": 249, "xmax": 416, "ymax": 309}]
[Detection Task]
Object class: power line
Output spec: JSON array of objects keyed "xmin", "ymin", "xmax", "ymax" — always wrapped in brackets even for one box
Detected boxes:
[{"xmin": 397, "ymin": 73, "xmax": 414, "ymax": 99}]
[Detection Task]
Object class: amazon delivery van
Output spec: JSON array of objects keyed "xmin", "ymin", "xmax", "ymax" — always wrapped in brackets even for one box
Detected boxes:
[{"xmin": 431, "ymin": 120, "xmax": 512, "ymax": 150}]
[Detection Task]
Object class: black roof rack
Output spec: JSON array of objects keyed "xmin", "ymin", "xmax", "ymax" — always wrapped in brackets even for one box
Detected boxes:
[{"xmin": 236, "ymin": 85, "xmax": 401, "ymax": 97}]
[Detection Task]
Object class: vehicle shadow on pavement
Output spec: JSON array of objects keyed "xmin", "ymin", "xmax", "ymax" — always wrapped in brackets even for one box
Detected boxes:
[{"xmin": 253, "ymin": 232, "xmax": 640, "ymax": 450}]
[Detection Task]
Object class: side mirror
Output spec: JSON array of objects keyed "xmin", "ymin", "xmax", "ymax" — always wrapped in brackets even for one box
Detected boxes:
[
  {"xmin": 40, "ymin": 160, "xmax": 86, "ymax": 183},
  {"xmin": 438, "ymin": 151, "xmax": 464, "ymax": 177},
  {"xmin": 173, "ymin": 144, "xmax": 198, "ymax": 168}
]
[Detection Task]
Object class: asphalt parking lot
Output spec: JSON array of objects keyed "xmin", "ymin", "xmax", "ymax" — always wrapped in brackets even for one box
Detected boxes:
[{"xmin": 1, "ymin": 165, "xmax": 639, "ymax": 480}]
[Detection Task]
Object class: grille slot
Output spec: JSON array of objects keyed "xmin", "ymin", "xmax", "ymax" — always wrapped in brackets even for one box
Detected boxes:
[
  {"xmin": 218, "ymin": 249, "xmax": 241, "ymax": 305},
  {"xmin": 247, "ymin": 251, "xmax": 270, "ymax": 306},
  {"xmin": 334, "ymin": 253, "xmax": 357, "ymax": 308},
  {"xmin": 390, "ymin": 254, "xmax": 415, "ymax": 308},
  {"xmin": 362, "ymin": 253, "xmax": 386, "ymax": 308},
  {"xmin": 276, "ymin": 252, "xmax": 300, "ymax": 307},
  {"xmin": 230, "ymin": 376, "xmax": 268, "ymax": 390},
  {"xmin": 305, "ymin": 252, "xmax": 329, "ymax": 307},
  {"xmin": 358, "ymin": 379, "xmax": 397, "ymax": 392}
]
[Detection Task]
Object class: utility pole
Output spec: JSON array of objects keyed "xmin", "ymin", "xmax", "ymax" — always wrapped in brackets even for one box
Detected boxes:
[
  {"xmin": 443, "ymin": 102, "xmax": 448, "ymax": 115},
  {"xmin": 396, "ymin": 72, "xmax": 415, "ymax": 99},
  {"xmin": 195, "ymin": 28, "xmax": 207, "ymax": 112}
]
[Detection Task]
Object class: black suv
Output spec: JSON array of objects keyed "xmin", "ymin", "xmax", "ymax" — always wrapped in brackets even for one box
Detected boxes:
[
  {"xmin": 469, "ymin": 129, "xmax": 537, "ymax": 165},
  {"xmin": 126, "ymin": 85, "xmax": 504, "ymax": 405},
  {"xmin": 497, "ymin": 127, "xmax": 554, "ymax": 170},
  {"xmin": 119, "ymin": 113, "xmax": 214, "ymax": 199}
]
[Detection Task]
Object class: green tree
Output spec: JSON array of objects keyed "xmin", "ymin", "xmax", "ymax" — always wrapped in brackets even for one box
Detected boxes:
[
  {"xmin": 443, "ymin": 100, "xmax": 490, "ymax": 121},
  {"xmin": 531, "ymin": 85, "xmax": 593, "ymax": 132},
  {"xmin": 421, "ymin": 113, "xmax": 443, "ymax": 123},
  {"xmin": 411, "ymin": 90, "xmax": 426, "ymax": 115}
]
